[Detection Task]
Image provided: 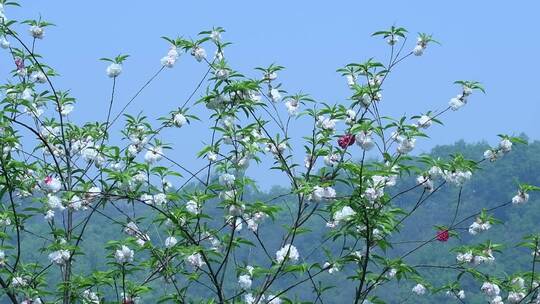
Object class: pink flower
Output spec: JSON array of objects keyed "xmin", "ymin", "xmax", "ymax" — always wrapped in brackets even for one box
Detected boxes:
[
  {"xmin": 338, "ymin": 134, "xmax": 356, "ymax": 149},
  {"xmin": 44, "ymin": 175, "xmax": 53, "ymax": 184},
  {"xmin": 15, "ymin": 58, "xmax": 24, "ymax": 71},
  {"xmin": 436, "ymin": 229, "xmax": 449, "ymax": 242}
]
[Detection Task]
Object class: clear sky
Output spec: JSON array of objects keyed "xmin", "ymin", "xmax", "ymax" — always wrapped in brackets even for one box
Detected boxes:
[{"xmin": 6, "ymin": 1, "xmax": 540, "ymax": 188}]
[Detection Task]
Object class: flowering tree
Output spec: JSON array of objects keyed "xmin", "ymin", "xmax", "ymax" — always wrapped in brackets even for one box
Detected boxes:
[{"xmin": 0, "ymin": 2, "xmax": 539, "ymax": 304}]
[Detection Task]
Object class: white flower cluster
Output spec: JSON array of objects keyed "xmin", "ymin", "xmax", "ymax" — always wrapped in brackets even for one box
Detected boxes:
[
  {"xmin": 191, "ymin": 45, "xmax": 206, "ymax": 62},
  {"xmin": 11, "ymin": 276, "xmax": 28, "ymax": 288},
  {"xmin": 144, "ymin": 145, "xmax": 164, "ymax": 164},
  {"xmin": 186, "ymin": 200, "xmax": 200, "ymax": 214},
  {"xmin": 310, "ymin": 185, "xmax": 336, "ymax": 202},
  {"xmin": 391, "ymin": 132, "xmax": 416, "ymax": 154},
  {"xmin": 323, "ymin": 262, "xmax": 340, "ymax": 274},
  {"xmin": 284, "ymin": 98, "xmax": 299, "ymax": 116},
  {"xmin": 316, "ymin": 115, "xmax": 337, "ymax": 131},
  {"xmin": 140, "ymin": 193, "xmax": 167, "ymax": 206},
  {"xmin": 324, "ymin": 153, "xmax": 340, "ymax": 167},
  {"xmin": 114, "ymin": 245, "xmax": 134, "ymax": 263},
  {"xmin": 29, "ymin": 25, "xmax": 44, "ymax": 39},
  {"xmin": 456, "ymin": 249, "xmax": 495, "ymax": 265},
  {"xmin": 165, "ymin": 236, "xmax": 178, "ymax": 248},
  {"xmin": 245, "ymin": 212, "xmax": 267, "ymax": 232},
  {"xmin": 412, "ymin": 283, "xmax": 426, "ymax": 295},
  {"xmin": 427, "ymin": 166, "xmax": 472, "ymax": 187},
  {"xmin": 275, "ymin": 244, "xmax": 299, "ymax": 264},
  {"xmin": 161, "ymin": 45, "xmax": 180, "ymax": 68},
  {"xmin": 512, "ymin": 190, "xmax": 529, "ymax": 205},
  {"xmin": 449, "ymin": 84, "xmax": 473, "ymax": 111},
  {"xmin": 481, "ymin": 282, "xmax": 501, "ymax": 303},
  {"xmin": 186, "ymin": 252, "xmax": 205, "ymax": 268},
  {"xmin": 219, "ymin": 173, "xmax": 236, "ymax": 188},
  {"xmin": 106, "ymin": 63, "xmax": 122, "ymax": 78},
  {"xmin": 484, "ymin": 138, "xmax": 513, "ymax": 162},
  {"xmin": 468, "ymin": 218, "xmax": 491, "ymax": 235},
  {"xmin": 82, "ymin": 289, "xmax": 100, "ymax": 304},
  {"xmin": 327, "ymin": 206, "xmax": 356, "ymax": 228},
  {"xmin": 363, "ymin": 174, "xmax": 397, "ymax": 204},
  {"xmin": 31, "ymin": 71, "xmax": 47, "ymax": 84},
  {"xmin": 413, "ymin": 36, "xmax": 429, "ymax": 56},
  {"xmin": 356, "ymin": 131, "xmax": 374, "ymax": 150},
  {"xmin": 445, "ymin": 290, "xmax": 466, "ymax": 300},
  {"xmin": 48, "ymin": 249, "xmax": 70, "ymax": 266},
  {"xmin": 416, "ymin": 115, "xmax": 432, "ymax": 129},
  {"xmin": 238, "ymin": 266, "xmax": 254, "ymax": 290},
  {"xmin": 416, "ymin": 175, "xmax": 434, "ymax": 192}
]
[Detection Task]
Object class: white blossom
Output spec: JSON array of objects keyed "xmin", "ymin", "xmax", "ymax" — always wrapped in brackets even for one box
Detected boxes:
[
  {"xmin": 173, "ymin": 113, "xmax": 187, "ymax": 127},
  {"xmin": 269, "ymin": 88, "xmax": 281, "ymax": 102},
  {"xmin": 219, "ymin": 173, "xmax": 236, "ymax": 188},
  {"xmin": 416, "ymin": 175, "xmax": 434, "ymax": 192},
  {"xmin": 11, "ymin": 276, "xmax": 27, "ymax": 287},
  {"xmin": 106, "ymin": 63, "xmax": 122, "ymax": 78},
  {"xmin": 161, "ymin": 45, "xmax": 180, "ymax": 67},
  {"xmin": 397, "ymin": 137, "xmax": 416, "ymax": 154},
  {"xmin": 324, "ymin": 153, "xmax": 340, "ymax": 167},
  {"xmin": 144, "ymin": 146, "xmax": 163, "ymax": 164},
  {"xmin": 356, "ymin": 131, "xmax": 374, "ymax": 150},
  {"xmin": 449, "ymin": 96, "xmax": 466, "ymax": 111},
  {"xmin": 47, "ymin": 194, "xmax": 65, "ymax": 211},
  {"xmin": 317, "ymin": 115, "xmax": 337, "ymax": 131},
  {"xmin": 115, "ymin": 245, "xmax": 134, "ymax": 263},
  {"xmin": 186, "ymin": 200, "xmax": 200, "ymax": 214},
  {"xmin": 508, "ymin": 291, "xmax": 525, "ymax": 303},
  {"xmin": 490, "ymin": 296, "xmax": 504, "ymax": 304},
  {"xmin": 31, "ymin": 71, "xmax": 47, "ymax": 83},
  {"xmin": 0, "ymin": 37, "xmax": 9, "ymax": 49},
  {"xmin": 164, "ymin": 236, "xmax": 178, "ymax": 248},
  {"xmin": 238, "ymin": 274, "xmax": 252, "ymax": 289},
  {"xmin": 191, "ymin": 46, "xmax": 206, "ymax": 62},
  {"xmin": 481, "ymin": 282, "xmax": 500, "ymax": 298},
  {"xmin": 267, "ymin": 295, "xmax": 282, "ymax": 304},
  {"xmin": 215, "ymin": 68, "xmax": 230, "ymax": 80},
  {"xmin": 412, "ymin": 283, "xmax": 426, "ymax": 295},
  {"xmin": 499, "ymin": 138, "xmax": 512, "ymax": 153},
  {"xmin": 210, "ymin": 30, "xmax": 221, "ymax": 42},
  {"xmin": 44, "ymin": 210, "xmax": 55, "ymax": 221},
  {"xmin": 186, "ymin": 252, "xmax": 205, "ymax": 268},
  {"xmin": 346, "ymin": 75, "xmax": 356, "ymax": 87},
  {"xmin": 512, "ymin": 190, "xmax": 529, "ymax": 205},
  {"xmin": 276, "ymin": 244, "xmax": 299, "ymax": 263},
  {"xmin": 29, "ymin": 25, "xmax": 44, "ymax": 39},
  {"xmin": 82, "ymin": 290, "xmax": 100, "ymax": 304},
  {"xmin": 311, "ymin": 186, "xmax": 336, "ymax": 202},
  {"xmin": 333, "ymin": 206, "xmax": 356, "ymax": 224},
  {"xmin": 416, "ymin": 115, "xmax": 432, "ymax": 129},
  {"xmin": 285, "ymin": 99, "xmax": 299, "ymax": 116},
  {"xmin": 413, "ymin": 44, "xmax": 424, "ymax": 56},
  {"xmin": 468, "ymin": 218, "xmax": 491, "ymax": 235},
  {"xmin": 48, "ymin": 249, "xmax": 70, "ymax": 265},
  {"xmin": 456, "ymin": 251, "xmax": 474, "ymax": 263}
]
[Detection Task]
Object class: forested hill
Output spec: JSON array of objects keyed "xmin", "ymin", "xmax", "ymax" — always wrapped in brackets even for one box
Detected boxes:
[{"xmin": 15, "ymin": 138, "xmax": 540, "ymax": 303}]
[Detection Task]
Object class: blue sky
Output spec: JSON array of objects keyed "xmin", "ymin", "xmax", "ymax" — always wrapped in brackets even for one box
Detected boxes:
[{"xmin": 6, "ymin": 1, "xmax": 540, "ymax": 188}]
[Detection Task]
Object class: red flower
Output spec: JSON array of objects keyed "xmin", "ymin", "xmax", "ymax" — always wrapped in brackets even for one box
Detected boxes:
[
  {"xmin": 338, "ymin": 134, "xmax": 356, "ymax": 149},
  {"xmin": 436, "ymin": 229, "xmax": 449, "ymax": 242}
]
